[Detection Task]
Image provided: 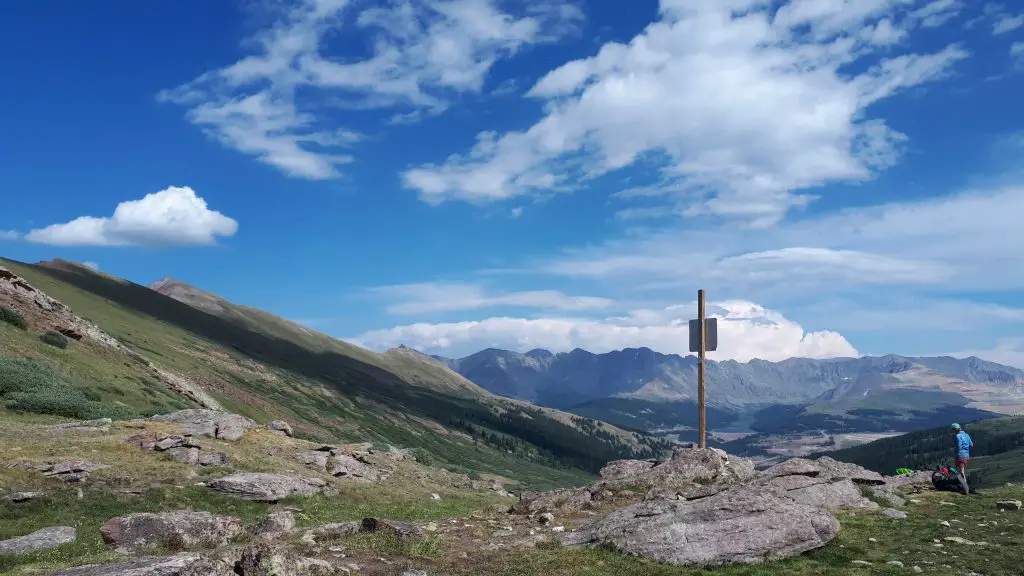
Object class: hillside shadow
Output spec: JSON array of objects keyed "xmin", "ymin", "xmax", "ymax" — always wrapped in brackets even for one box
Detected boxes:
[{"xmin": 13, "ymin": 260, "xmax": 663, "ymax": 470}]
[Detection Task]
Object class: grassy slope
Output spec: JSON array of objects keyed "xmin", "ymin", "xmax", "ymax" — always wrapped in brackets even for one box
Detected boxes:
[
  {"xmin": 821, "ymin": 416, "xmax": 1024, "ymax": 486},
  {"xmin": 0, "ymin": 413, "xmax": 506, "ymax": 575},
  {"xmin": 1, "ymin": 258, "xmax": 670, "ymax": 487}
]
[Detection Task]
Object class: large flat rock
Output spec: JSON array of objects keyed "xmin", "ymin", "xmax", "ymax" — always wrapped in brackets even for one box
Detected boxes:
[
  {"xmin": 563, "ymin": 486, "xmax": 839, "ymax": 567},
  {"xmin": 205, "ymin": 473, "xmax": 326, "ymax": 501},
  {"xmin": 51, "ymin": 552, "xmax": 232, "ymax": 576},
  {"xmin": 0, "ymin": 526, "xmax": 76, "ymax": 553}
]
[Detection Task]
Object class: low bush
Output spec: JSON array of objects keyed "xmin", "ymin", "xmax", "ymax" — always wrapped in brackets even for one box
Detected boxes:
[
  {"xmin": 0, "ymin": 357, "xmax": 135, "ymax": 420},
  {"xmin": 40, "ymin": 331, "xmax": 70, "ymax": 349},
  {"xmin": 0, "ymin": 306, "xmax": 28, "ymax": 330},
  {"xmin": 410, "ymin": 447, "xmax": 435, "ymax": 466}
]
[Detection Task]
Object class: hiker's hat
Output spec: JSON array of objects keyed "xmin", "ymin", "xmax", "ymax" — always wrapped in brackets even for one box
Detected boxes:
[{"xmin": 951, "ymin": 423, "xmax": 961, "ymax": 430}]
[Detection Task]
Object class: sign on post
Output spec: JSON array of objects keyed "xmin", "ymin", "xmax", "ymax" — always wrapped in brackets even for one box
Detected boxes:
[
  {"xmin": 688, "ymin": 318, "xmax": 718, "ymax": 353},
  {"xmin": 690, "ymin": 290, "xmax": 717, "ymax": 449}
]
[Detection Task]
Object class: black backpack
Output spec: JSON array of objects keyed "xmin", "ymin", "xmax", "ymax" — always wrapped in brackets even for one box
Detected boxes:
[{"xmin": 931, "ymin": 468, "xmax": 972, "ymax": 494}]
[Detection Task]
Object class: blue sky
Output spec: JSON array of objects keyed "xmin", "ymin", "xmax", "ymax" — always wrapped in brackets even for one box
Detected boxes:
[{"xmin": 2, "ymin": 0, "xmax": 1023, "ymax": 366}]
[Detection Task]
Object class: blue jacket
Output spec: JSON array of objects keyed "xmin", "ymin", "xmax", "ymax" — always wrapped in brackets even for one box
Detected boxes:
[{"xmin": 956, "ymin": 430, "xmax": 973, "ymax": 459}]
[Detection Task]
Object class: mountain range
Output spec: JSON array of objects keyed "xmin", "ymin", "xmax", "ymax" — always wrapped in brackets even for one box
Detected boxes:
[{"xmin": 435, "ymin": 347, "xmax": 1024, "ymax": 437}]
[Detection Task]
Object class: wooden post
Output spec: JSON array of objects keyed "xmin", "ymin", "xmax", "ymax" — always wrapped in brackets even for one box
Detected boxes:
[{"xmin": 698, "ymin": 289, "xmax": 706, "ymax": 449}]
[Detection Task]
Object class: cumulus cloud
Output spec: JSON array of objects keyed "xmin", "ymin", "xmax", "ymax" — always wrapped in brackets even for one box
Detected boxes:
[
  {"xmin": 351, "ymin": 299, "xmax": 859, "ymax": 361},
  {"xmin": 25, "ymin": 186, "xmax": 238, "ymax": 247},
  {"xmin": 159, "ymin": 0, "xmax": 582, "ymax": 179},
  {"xmin": 403, "ymin": 0, "xmax": 968, "ymax": 225},
  {"xmin": 0, "ymin": 230, "xmax": 20, "ymax": 241},
  {"xmin": 369, "ymin": 282, "xmax": 612, "ymax": 314}
]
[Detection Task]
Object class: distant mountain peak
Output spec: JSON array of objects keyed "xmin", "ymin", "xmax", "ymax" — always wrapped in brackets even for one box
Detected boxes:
[{"xmin": 525, "ymin": 348, "xmax": 553, "ymax": 358}]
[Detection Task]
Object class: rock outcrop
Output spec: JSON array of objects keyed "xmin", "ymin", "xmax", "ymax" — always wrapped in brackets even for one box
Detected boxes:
[
  {"xmin": 149, "ymin": 410, "xmax": 257, "ymax": 441},
  {"xmin": 0, "ymin": 526, "xmax": 76, "ymax": 553},
  {"xmin": 205, "ymin": 473, "xmax": 326, "ymax": 501},
  {"xmin": 100, "ymin": 510, "xmax": 244, "ymax": 552},
  {"xmin": 563, "ymin": 486, "xmax": 839, "ymax": 566}
]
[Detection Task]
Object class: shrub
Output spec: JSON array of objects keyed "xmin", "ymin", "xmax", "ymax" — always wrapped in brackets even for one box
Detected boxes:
[
  {"xmin": 0, "ymin": 357, "xmax": 135, "ymax": 420},
  {"xmin": 410, "ymin": 447, "xmax": 435, "ymax": 466},
  {"xmin": 0, "ymin": 306, "xmax": 28, "ymax": 330},
  {"xmin": 40, "ymin": 331, "xmax": 70, "ymax": 349}
]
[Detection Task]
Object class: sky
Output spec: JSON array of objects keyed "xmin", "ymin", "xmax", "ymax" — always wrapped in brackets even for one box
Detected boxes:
[{"xmin": 2, "ymin": 0, "xmax": 1023, "ymax": 367}]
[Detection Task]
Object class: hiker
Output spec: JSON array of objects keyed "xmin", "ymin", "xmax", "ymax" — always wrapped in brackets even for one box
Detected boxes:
[{"xmin": 952, "ymin": 423, "xmax": 974, "ymax": 494}]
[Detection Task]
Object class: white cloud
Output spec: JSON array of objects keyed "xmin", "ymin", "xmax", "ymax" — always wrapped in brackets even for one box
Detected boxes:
[
  {"xmin": 0, "ymin": 230, "xmax": 20, "ymax": 241},
  {"xmin": 351, "ymin": 299, "xmax": 859, "ymax": 361},
  {"xmin": 403, "ymin": 0, "xmax": 968, "ymax": 225},
  {"xmin": 25, "ymin": 186, "xmax": 238, "ymax": 247},
  {"xmin": 947, "ymin": 338, "xmax": 1024, "ymax": 369},
  {"xmin": 1013, "ymin": 42, "xmax": 1024, "ymax": 58},
  {"xmin": 159, "ymin": 0, "xmax": 582, "ymax": 179},
  {"xmin": 910, "ymin": 0, "xmax": 963, "ymax": 28},
  {"xmin": 993, "ymin": 14, "xmax": 1024, "ymax": 34},
  {"xmin": 82, "ymin": 261, "xmax": 100, "ymax": 272},
  {"xmin": 368, "ymin": 282, "xmax": 612, "ymax": 314}
]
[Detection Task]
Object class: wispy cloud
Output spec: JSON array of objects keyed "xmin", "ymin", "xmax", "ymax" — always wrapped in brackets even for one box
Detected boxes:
[
  {"xmin": 993, "ymin": 13, "xmax": 1024, "ymax": 34},
  {"xmin": 0, "ymin": 230, "xmax": 21, "ymax": 241},
  {"xmin": 159, "ymin": 0, "xmax": 583, "ymax": 180},
  {"xmin": 366, "ymin": 282, "xmax": 612, "ymax": 315}
]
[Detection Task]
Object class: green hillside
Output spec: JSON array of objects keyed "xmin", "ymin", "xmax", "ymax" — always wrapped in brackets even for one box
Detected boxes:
[
  {"xmin": 819, "ymin": 416, "xmax": 1024, "ymax": 487},
  {"xmin": 0, "ymin": 258, "xmax": 673, "ymax": 490}
]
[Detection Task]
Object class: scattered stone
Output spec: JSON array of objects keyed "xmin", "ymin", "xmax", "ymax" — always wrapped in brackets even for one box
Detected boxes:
[
  {"xmin": 880, "ymin": 508, "xmax": 908, "ymax": 519},
  {"xmin": 50, "ymin": 418, "xmax": 112, "ymax": 431},
  {"xmin": 205, "ymin": 473, "xmax": 325, "ymax": 501},
  {"xmin": 563, "ymin": 487, "xmax": 839, "ymax": 566},
  {"xmin": 913, "ymin": 566, "xmax": 923, "ymax": 573},
  {"xmin": 0, "ymin": 526, "xmax": 76, "ymax": 553},
  {"xmin": 40, "ymin": 460, "xmax": 110, "ymax": 483},
  {"xmin": 851, "ymin": 560, "xmax": 872, "ymax": 566},
  {"xmin": 51, "ymin": 552, "xmax": 232, "ymax": 576},
  {"xmin": 996, "ymin": 500, "xmax": 1022, "ymax": 511},
  {"xmin": 402, "ymin": 571, "xmax": 428, "ymax": 576},
  {"xmin": 295, "ymin": 451, "xmax": 330, "ymax": 470},
  {"xmin": 430, "ymin": 493, "xmax": 441, "ymax": 500},
  {"xmin": 100, "ymin": 510, "xmax": 243, "ymax": 553},
  {"xmin": 268, "ymin": 420, "xmax": 294, "ymax": 437},
  {"xmin": 538, "ymin": 513, "xmax": 555, "ymax": 524},
  {"xmin": 868, "ymin": 537, "xmax": 877, "ymax": 543},
  {"xmin": 330, "ymin": 453, "xmax": 382, "ymax": 481},
  {"xmin": 166, "ymin": 447, "xmax": 200, "ymax": 465},
  {"xmin": 254, "ymin": 510, "xmax": 297, "ymax": 537},
  {"xmin": 235, "ymin": 544, "xmax": 337, "ymax": 575},
  {"xmin": 198, "ymin": 452, "xmax": 229, "ymax": 467},
  {"xmin": 940, "ymin": 520, "xmax": 951, "ymax": 527},
  {"xmin": 300, "ymin": 523, "xmax": 360, "ymax": 546},
  {"xmin": 361, "ymin": 518, "xmax": 423, "ymax": 539},
  {"xmin": 887, "ymin": 560, "xmax": 905, "ymax": 568},
  {"xmin": 5, "ymin": 491, "xmax": 42, "ymax": 503}
]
